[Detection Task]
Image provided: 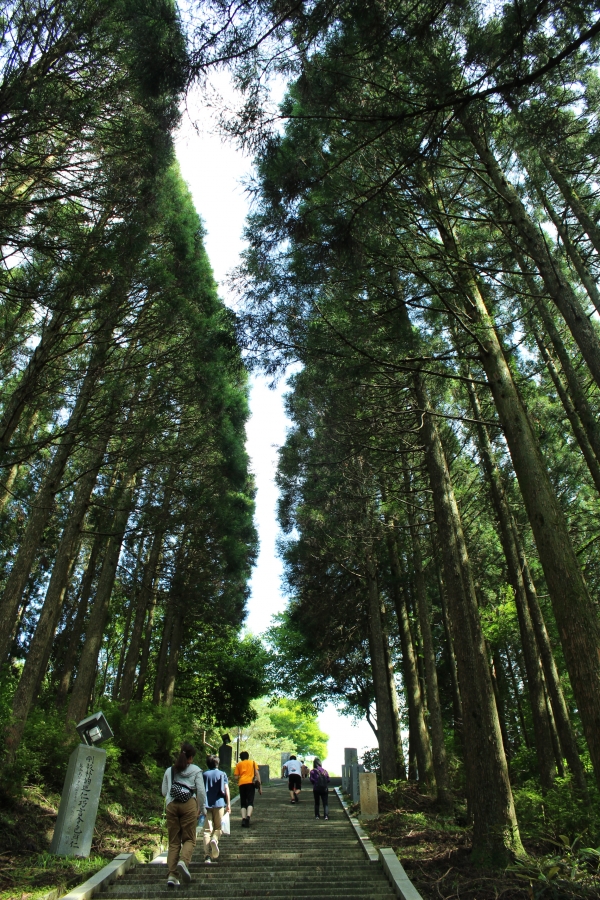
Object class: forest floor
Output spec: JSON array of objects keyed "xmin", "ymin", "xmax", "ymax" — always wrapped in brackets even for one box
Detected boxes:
[
  {"xmin": 357, "ymin": 783, "xmax": 600, "ymax": 900},
  {"xmin": 0, "ymin": 772, "xmax": 241, "ymax": 900},
  {"xmin": 0, "ymin": 777, "xmax": 164, "ymax": 900}
]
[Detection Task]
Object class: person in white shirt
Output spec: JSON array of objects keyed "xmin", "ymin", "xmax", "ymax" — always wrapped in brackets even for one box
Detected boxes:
[{"xmin": 283, "ymin": 755, "xmax": 302, "ymax": 803}]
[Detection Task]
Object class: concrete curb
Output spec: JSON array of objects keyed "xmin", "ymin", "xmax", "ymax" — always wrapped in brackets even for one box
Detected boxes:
[
  {"xmin": 379, "ymin": 848, "xmax": 424, "ymax": 900},
  {"xmin": 59, "ymin": 852, "xmax": 138, "ymax": 900},
  {"xmin": 334, "ymin": 787, "xmax": 379, "ymax": 862},
  {"xmin": 334, "ymin": 788, "xmax": 424, "ymax": 900}
]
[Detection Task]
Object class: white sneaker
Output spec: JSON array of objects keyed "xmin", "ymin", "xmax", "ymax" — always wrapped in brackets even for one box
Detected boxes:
[
  {"xmin": 167, "ymin": 875, "xmax": 180, "ymax": 889},
  {"xmin": 210, "ymin": 838, "xmax": 220, "ymax": 859},
  {"xmin": 204, "ymin": 856, "xmax": 212, "ymax": 865},
  {"xmin": 177, "ymin": 860, "xmax": 191, "ymax": 884}
]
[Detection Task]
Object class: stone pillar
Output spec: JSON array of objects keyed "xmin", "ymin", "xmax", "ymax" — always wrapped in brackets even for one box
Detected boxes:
[
  {"xmin": 218, "ymin": 743, "xmax": 232, "ymax": 776},
  {"xmin": 351, "ymin": 762, "xmax": 360, "ymax": 803},
  {"xmin": 50, "ymin": 744, "xmax": 107, "ymax": 857},
  {"xmin": 359, "ymin": 772, "xmax": 379, "ymax": 819},
  {"xmin": 341, "ymin": 764, "xmax": 347, "ymax": 791},
  {"xmin": 344, "ymin": 747, "xmax": 358, "ymax": 768},
  {"xmin": 258, "ymin": 765, "xmax": 270, "ymax": 785},
  {"xmin": 345, "ymin": 748, "xmax": 358, "ymax": 798}
]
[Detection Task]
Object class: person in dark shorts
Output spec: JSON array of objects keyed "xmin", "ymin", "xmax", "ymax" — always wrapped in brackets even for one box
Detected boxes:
[
  {"xmin": 283, "ymin": 754, "xmax": 302, "ymax": 802},
  {"xmin": 233, "ymin": 751, "xmax": 261, "ymax": 827},
  {"xmin": 310, "ymin": 757, "xmax": 330, "ymax": 820}
]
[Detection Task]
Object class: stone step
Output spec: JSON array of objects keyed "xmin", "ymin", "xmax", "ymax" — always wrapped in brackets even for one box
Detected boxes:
[
  {"xmin": 117, "ymin": 872, "xmax": 387, "ymax": 885},
  {"xmin": 100, "ymin": 787, "xmax": 396, "ymax": 900},
  {"xmin": 104, "ymin": 888, "xmax": 393, "ymax": 899},
  {"xmin": 126, "ymin": 865, "xmax": 376, "ymax": 878},
  {"xmin": 190, "ymin": 850, "xmax": 363, "ymax": 859}
]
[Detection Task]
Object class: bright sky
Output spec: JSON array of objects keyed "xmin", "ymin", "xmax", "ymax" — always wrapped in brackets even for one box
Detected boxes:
[{"xmin": 175, "ymin": 78, "xmax": 374, "ymax": 774}]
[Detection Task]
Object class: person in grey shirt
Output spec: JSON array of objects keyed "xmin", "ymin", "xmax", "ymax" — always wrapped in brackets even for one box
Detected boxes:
[{"xmin": 161, "ymin": 741, "xmax": 207, "ymax": 888}]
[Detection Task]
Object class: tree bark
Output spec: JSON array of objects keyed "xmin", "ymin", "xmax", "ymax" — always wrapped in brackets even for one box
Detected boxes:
[
  {"xmin": 465, "ymin": 378, "xmax": 557, "ymax": 790},
  {"xmin": 406, "ymin": 483, "xmax": 451, "ymax": 803},
  {"xmin": 153, "ymin": 601, "xmax": 174, "ymax": 705},
  {"xmin": 536, "ymin": 298, "xmax": 600, "ymax": 467},
  {"xmin": 0, "ymin": 316, "xmax": 115, "ymax": 663},
  {"xmin": 66, "ymin": 463, "xmax": 137, "ymax": 725},
  {"xmin": 386, "ymin": 528, "xmax": 435, "ymax": 790},
  {"xmin": 532, "ymin": 326, "xmax": 600, "ymax": 495},
  {"xmin": 534, "ymin": 181, "xmax": 600, "ymax": 314},
  {"xmin": 433, "ymin": 549, "xmax": 463, "ymax": 730},
  {"xmin": 119, "ymin": 481, "xmax": 171, "ymax": 709},
  {"xmin": 135, "ymin": 589, "xmax": 158, "ymax": 702},
  {"xmin": 491, "ymin": 649, "xmax": 513, "ymax": 760},
  {"xmin": 366, "ymin": 559, "xmax": 401, "ymax": 784},
  {"xmin": 537, "ymin": 149, "xmax": 600, "ymax": 257},
  {"xmin": 413, "ymin": 372, "xmax": 523, "ymax": 863},
  {"xmin": 0, "ymin": 410, "xmax": 38, "ymax": 513},
  {"xmin": 463, "ymin": 114, "xmax": 600, "ymax": 392},
  {"xmin": 432, "ymin": 206, "xmax": 600, "ymax": 790},
  {"xmin": 163, "ymin": 601, "xmax": 184, "ymax": 708},
  {"xmin": 55, "ymin": 531, "xmax": 103, "ymax": 708},
  {"xmin": 4, "ymin": 437, "xmax": 109, "ymax": 757},
  {"xmin": 512, "ymin": 248, "xmax": 600, "ymax": 470},
  {"xmin": 382, "ymin": 619, "xmax": 408, "ymax": 779},
  {"xmin": 512, "ymin": 522, "xmax": 588, "ymax": 793}
]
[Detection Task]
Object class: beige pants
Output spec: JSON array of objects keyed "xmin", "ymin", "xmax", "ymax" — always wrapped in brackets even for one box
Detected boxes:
[
  {"xmin": 203, "ymin": 807, "xmax": 224, "ymax": 855},
  {"xmin": 166, "ymin": 798, "xmax": 197, "ymax": 877}
]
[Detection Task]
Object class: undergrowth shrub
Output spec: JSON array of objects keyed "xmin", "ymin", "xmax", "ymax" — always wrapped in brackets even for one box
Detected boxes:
[
  {"xmin": 0, "ymin": 696, "xmax": 206, "ymax": 796},
  {"xmin": 514, "ymin": 776, "xmax": 600, "ymax": 845}
]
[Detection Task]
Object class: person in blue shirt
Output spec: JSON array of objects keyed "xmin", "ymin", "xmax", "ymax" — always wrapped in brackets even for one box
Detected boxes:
[{"xmin": 202, "ymin": 755, "xmax": 231, "ymax": 864}]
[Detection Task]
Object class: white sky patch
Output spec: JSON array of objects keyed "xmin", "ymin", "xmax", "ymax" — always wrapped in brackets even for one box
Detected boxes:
[
  {"xmin": 175, "ymin": 74, "xmax": 379, "ymax": 762},
  {"xmin": 318, "ymin": 704, "xmax": 377, "ymax": 775}
]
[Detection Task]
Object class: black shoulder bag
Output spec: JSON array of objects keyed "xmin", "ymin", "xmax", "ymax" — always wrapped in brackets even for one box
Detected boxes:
[{"xmin": 169, "ymin": 766, "xmax": 195, "ymax": 803}]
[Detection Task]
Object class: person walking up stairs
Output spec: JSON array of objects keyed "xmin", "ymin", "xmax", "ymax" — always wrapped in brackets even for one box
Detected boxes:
[{"xmin": 103, "ymin": 778, "xmax": 397, "ymax": 898}]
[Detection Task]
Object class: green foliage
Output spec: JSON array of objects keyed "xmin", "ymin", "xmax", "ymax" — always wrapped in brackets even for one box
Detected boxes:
[
  {"xmin": 105, "ymin": 699, "xmax": 200, "ymax": 768},
  {"xmin": 176, "ymin": 633, "xmax": 270, "ymax": 727},
  {"xmin": 361, "ymin": 748, "xmax": 381, "ymax": 779},
  {"xmin": 480, "ymin": 585, "xmax": 520, "ymax": 648},
  {"xmin": 0, "ymin": 698, "xmax": 203, "ymax": 793},
  {"xmin": 266, "ymin": 698, "xmax": 328, "ymax": 759},
  {"xmin": 509, "ymin": 835, "xmax": 600, "ymax": 899},
  {"xmin": 236, "ymin": 698, "xmax": 296, "ymax": 774},
  {"xmin": 514, "ymin": 777, "xmax": 600, "ymax": 846}
]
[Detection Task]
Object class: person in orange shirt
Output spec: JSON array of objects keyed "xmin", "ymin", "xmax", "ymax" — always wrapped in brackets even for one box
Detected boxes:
[{"xmin": 233, "ymin": 751, "xmax": 261, "ymax": 827}]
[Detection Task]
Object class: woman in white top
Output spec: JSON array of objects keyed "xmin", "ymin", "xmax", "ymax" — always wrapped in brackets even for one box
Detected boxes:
[{"xmin": 161, "ymin": 741, "xmax": 207, "ymax": 889}]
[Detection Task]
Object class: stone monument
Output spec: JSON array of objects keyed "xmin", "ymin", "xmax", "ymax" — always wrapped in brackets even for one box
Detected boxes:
[
  {"xmin": 51, "ymin": 710, "xmax": 113, "ymax": 858},
  {"xmin": 50, "ymin": 744, "xmax": 107, "ymax": 857},
  {"xmin": 218, "ymin": 741, "xmax": 233, "ymax": 776},
  {"xmin": 359, "ymin": 772, "xmax": 379, "ymax": 819},
  {"xmin": 258, "ymin": 764, "xmax": 270, "ymax": 785}
]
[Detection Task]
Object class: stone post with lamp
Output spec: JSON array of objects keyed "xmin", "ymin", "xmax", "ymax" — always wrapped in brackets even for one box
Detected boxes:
[{"xmin": 50, "ymin": 711, "xmax": 113, "ymax": 857}]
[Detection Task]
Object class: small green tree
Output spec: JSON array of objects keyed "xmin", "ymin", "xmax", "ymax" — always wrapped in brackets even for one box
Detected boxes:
[{"xmin": 267, "ymin": 699, "xmax": 328, "ymax": 760}]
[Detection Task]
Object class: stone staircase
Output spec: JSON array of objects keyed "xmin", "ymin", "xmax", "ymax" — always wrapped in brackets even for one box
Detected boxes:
[{"xmin": 101, "ymin": 780, "xmax": 396, "ymax": 898}]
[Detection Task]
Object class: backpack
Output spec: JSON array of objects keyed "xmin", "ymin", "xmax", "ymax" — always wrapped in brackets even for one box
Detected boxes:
[
  {"xmin": 170, "ymin": 766, "xmax": 195, "ymax": 803},
  {"xmin": 316, "ymin": 769, "xmax": 328, "ymax": 788}
]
